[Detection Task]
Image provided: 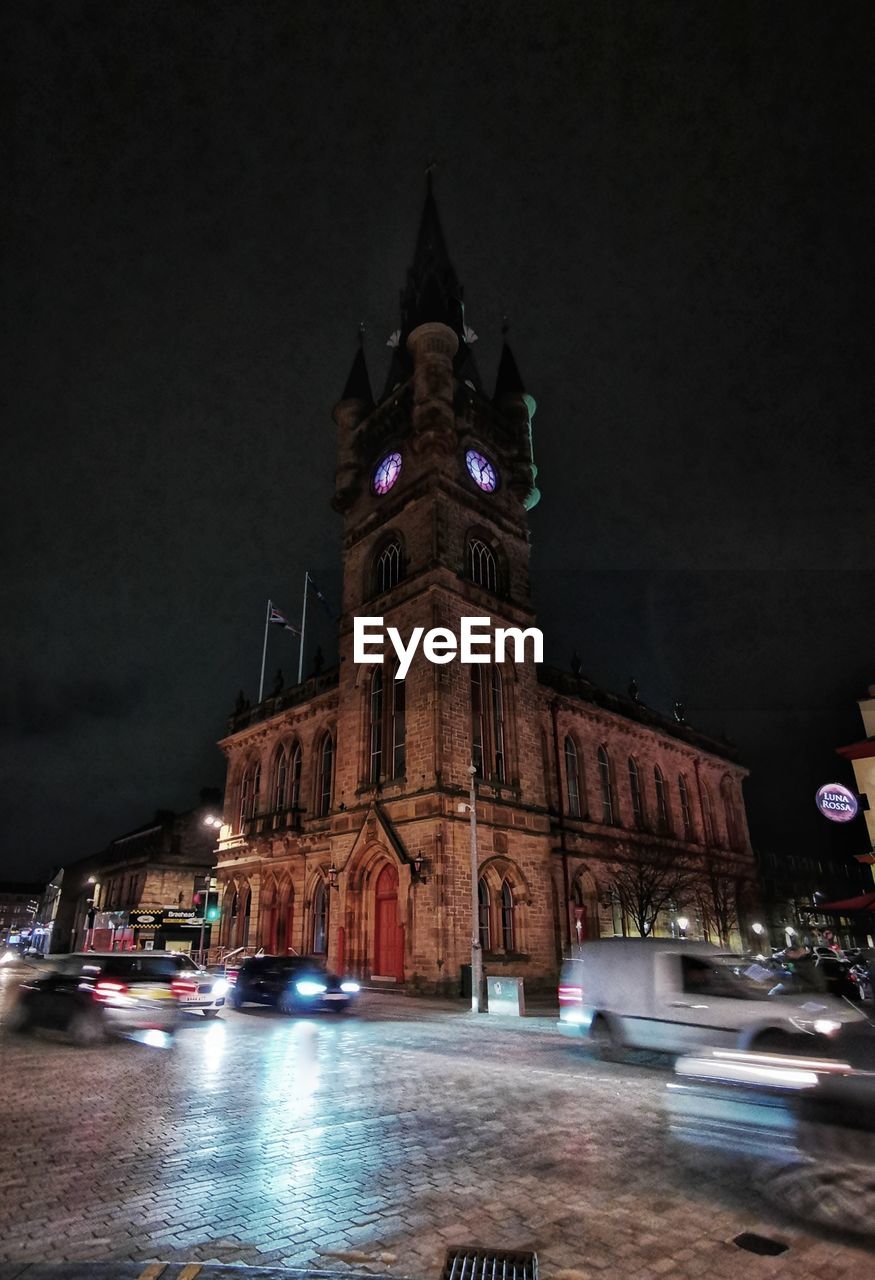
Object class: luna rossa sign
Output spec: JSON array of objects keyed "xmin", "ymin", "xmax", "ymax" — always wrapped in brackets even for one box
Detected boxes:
[{"xmin": 815, "ymin": 783, "xmax": 859, "ymax": 823}]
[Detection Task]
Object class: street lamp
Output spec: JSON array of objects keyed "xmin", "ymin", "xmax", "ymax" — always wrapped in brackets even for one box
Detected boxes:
[
  {"xmin": 676, "ymin": 916, "xmax": 689, "ymax": 939},
  {"xmin": 458, "ymin": 764, "xmax": 484, "ymax": 1014}
]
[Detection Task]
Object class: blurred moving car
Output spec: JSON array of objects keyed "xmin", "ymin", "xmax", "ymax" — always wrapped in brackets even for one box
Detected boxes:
[
  {"xmin": 558, "ymin": 939, "xmax": 874, "ymax": 1063},
  {"xmin": 165, "ymin": 953, "xmax": 227, "ymax": 1017},
  {"xmin": 667, "ymin": 1047, "xmax": 875, "ymax": 1235},
  {"xmin": 7, "ymin": 952, "xmax": 183, "ymax": 1046},
  {"xmin": 225, "ymin": 954, "xmax": 359, "ymax": 1014}
]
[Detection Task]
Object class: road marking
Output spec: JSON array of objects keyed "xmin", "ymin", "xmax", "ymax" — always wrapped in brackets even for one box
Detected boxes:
[{"xmin": 137, "ymin": 1266, "xmax": 168, "ymax": 1280}]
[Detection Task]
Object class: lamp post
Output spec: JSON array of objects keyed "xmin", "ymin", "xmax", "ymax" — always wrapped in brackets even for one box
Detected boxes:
[
  {"xmin": 676, "ymin": 915, "xmax": 689, "ymax": 939},
  {"xmin": 200, "ymin": 813, "xmax": 222, "ymax": 963},
  {"xmin": 458, "ymin": 765, "xmax": 484, "ymax": 1013}
]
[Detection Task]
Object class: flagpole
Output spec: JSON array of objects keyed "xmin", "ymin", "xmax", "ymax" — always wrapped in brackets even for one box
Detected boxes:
[
  {"xmin": 297, "ymin": 572, "xmax": 309, "ymax": 685},
  {"xmin": 258, "ymin": 598, "xmax": 271, "ymax": 703}
]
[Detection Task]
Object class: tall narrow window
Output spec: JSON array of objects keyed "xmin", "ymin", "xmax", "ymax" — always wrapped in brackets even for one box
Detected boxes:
[
  {"xmin": 290, "ymin": 743, "xmax": 302, "ymax": 808},
  {"xmin": 250, "ymin": 764, "xmax": 261, "ymax": 820},
  {"xmin": 468, "ymin": 538, "xmax": 498, "ymax": 592},
  {"xmin": 369, "ymin": 668, "xmax": 384, "ymax": 782},
  {"xmin": 238, "ymin": 770, "xmax": 250, "ymax": 830},
  {"xmin": 312, "ymin": 880, "xmax": 328, "ymax": 954},
  {"xmin": 628, "ymin": 757, "xmax": 644, "ymax": 827},
  {"xmin": 564, "ymin": 736, "xmax": 581, "ymax": 818},
  {"xmin": 272, "ymin": 745, "xmax": 288, "ymax": 811},
  {"xmin": 392, "ymin": 674, "xmax": 406, "ymax": 776},
  {"xmin": 478, "ymin": 879, "xmax": 491, "ymax": 951},
  {"xmin": 597, "ymin": 746, "xmax": 614, "ymax": 824},
  {"xmin": 701, "ymin": 782, "xmax": 714, "ymax": 845},
  {"xmin": 491, "ymin": 667, "xmax": 506, "ymax": 782},
  {"xmin": 654, "ymin": 766, "xmax": 670, "ymax": 833},
  {"xmin": 471, "ymin": 666, "xmax": 486, "ymax": 777},
  {"xmin": 318, "ymin": 735, "xmax": 333, "ymax": 817},
  {"xmin": 375, "ymin": 541, "xmax": 402, "ymax": 594},
  {"xmin": 500, "ymin": 880, "xmax": 515, "ymax": 952},
  {"xmin": 678, "ymin": 774, "xmax": 693, "ymax": 840},
  {"xmin": 722, "ymin": 781, "xmax": 739, "ymax": 849}
]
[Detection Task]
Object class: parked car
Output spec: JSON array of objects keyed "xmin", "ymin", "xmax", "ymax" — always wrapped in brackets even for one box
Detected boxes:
[
  {"xmin": 164, "ymin": 953, "xmax": 227, "ymax": 1017},
  {"xmin": 7, "ymin": 952, "xmax": 184, "ymax": 1046},
  {"xmin": 558, "ymin": 939, "xmax": 874, "ymax": 1064},
  {"xmin": 225, "ymin": 954, "xmax": 360, "ymax": 1014}
]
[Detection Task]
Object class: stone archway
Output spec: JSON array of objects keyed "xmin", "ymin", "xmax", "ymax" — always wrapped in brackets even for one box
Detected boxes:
[{"xmin": 570, "ymin": 868, "xmax": 601, "ymax": 945}]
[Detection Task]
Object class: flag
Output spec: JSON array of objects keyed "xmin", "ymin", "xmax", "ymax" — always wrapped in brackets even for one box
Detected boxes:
[
  {"xmin": 307, "ymin": 577, "xmax": 335, "ymax": 619},
  {"xmin": 269, "ymin": 603, "xmax": 301, "ymax": 636}
]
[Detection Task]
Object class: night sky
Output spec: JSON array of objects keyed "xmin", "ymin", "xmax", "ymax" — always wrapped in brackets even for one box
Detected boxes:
[{"xmin": 2, "ymin": 1, "xmax": 873, "ymax": 883}]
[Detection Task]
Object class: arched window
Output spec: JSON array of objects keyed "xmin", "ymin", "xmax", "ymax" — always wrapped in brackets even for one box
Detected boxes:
[
  {"xmin": 318, "ymin": 735, "xmax": 334, "ymax": 817},
  {"xmin": 311, "ymin": 880, "xmax": 328, "ymax": 954},
  {"xmin": 597, "ymin": 746, "xmax": 614, "ymax": 824},
  {"xmin": 678, "ymin": 773, "xmax": 694, "ymax": 840},
  {"xmin": 272, "ymin": 745, "xmax": 288, "ymax": 812},
  {"xmin": 471, "ymin": 666, "xmax": 507, "ymax": 783},
  {"xmin": 261, "ymin": 880, "xmax": 278, "ymax": 952},
  {"xmin": 564, "ymin": 736, "xmax": 581, "ymax": 818},
  {"xmin": 375, "ymin": 540, "xmax": 402, "ymax": 595},
  {"xmin": 478, "ymin": 879, "xmax": 491, "ymax": 951},
  {"xmin": 369, "ymin": 665, "xmax": 406, "ymax": 783},
  {"xmin": 500, "ymin": 880, "xmax": 515, "ymax": 952},
  {"xmin": 654, "ymin": 766, "xmax": 670, "ymax": 833},
  {"xmin": 722, "ymin": 779, "xmax": 740, "ymax": 849},
  {"xmin": 239, "ymin": 886, "xmax": 251, "ymax": 948},
  {"xmin": 250, "ymin": 764, "xmax": 261, "ymax": 820},
  {"xmin": 238, "ymin": 762, "xmax": 260, "ymax": 828},
  {"xmin": 467, "ymin": 538, "xmax": 498, "ymax": 592},
  {"xmin": 701, "ymin": 782, "xmax": 715, "ymax": 845},
  {"xmin": 628, "ymin": 757, "xmax": 644, "ymax": 828},
  {"xmin": 290, "ymin": 743, "xmax": 302, "ymax": 808}
]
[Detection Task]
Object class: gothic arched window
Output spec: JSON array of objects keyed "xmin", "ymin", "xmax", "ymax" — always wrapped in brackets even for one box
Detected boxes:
[
  {"xmin": 467, "ymin": 538, "xmax": 498, "ymax": 592},
  {"xmin": 722, "ymin": 778, "xmax": 741, "ymax": 849},
  {"xmin": 375, "ymin": 540, "xmax": 402, "ymax": 595},
  {"xmin": 678, "ymin": 773, "xmax": 694, "ymax": 840},
  {"xmin": 654, "ymin": 765, "xmax": 670, "ymax": 833},
  {"xmin": 311, "ymin": 879, "xmax": 328, "ymax": 954},
  {"xmin": 564, "ymin": 736, "xmax": 581, "ymax": 818},
  {"xmin": 290, "ymin": 742, "xmax": 302, "ymax": 809},
  {"xmin": 628, "ymin": 757, "xmax": 644, "ymax": 828},
  {"xmin": 272, "ymin": 745, "xmax": 288, "ymax": 812},
  {"xmin": 597, "ymin": 746, "xmax": 614, "ymax": 824},
  {"xmin": 471, "ymin": 666, "xmax": 507, "ymax": 783},
  {"xmin": 478, "ymin": 879, "xmax": 491, "ymax": 951},
  {"xmin": 701, "ymin": 781, "xmax": 715, "ymax": 845},
  {"xmin": 317, "ymin": 734, "xmax": 334, "ymax": 817},
  {"xmin": 238, "ymin": 761, "xmax": 260, "ymax": 828},
  {"xmin": 368, "ymin": 665, "xmax": 406, "ymax": 783},
  {"xmin": 500, "ymin": 880, "xmax": 515, "ymax": 952}
]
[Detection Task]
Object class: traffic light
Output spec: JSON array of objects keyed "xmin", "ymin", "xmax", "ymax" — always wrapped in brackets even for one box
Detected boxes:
[{"xmin": 206, "ymin": 892, "xmax": 220, "ymax": 922}]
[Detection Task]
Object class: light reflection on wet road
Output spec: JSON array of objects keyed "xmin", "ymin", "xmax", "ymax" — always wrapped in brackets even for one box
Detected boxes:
[{"xmin": 0, "ymin": 968, "xmax": 872, "ymax": 1279}]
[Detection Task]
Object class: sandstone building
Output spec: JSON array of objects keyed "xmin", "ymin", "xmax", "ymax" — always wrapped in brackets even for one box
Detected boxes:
[{"xmin": 213, "ymin": 183, "xmax": 754, "ymax": 991}]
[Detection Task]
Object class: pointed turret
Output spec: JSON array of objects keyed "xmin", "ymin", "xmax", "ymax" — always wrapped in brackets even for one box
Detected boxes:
[
  {"xmin": 493, "ymin": 339, "xmax": 526, "ymax": 400},
  {"xmin": 493, "ymin": 325, "xmax": 540, "ymax": 511},
  {"xmin": 340, "ymin": 334, "xmax": 374, "ymax": 409},
  {"xmin": 382, "ymin": 174, "xmax": 480, "ymax": 396},
  {"xmin": 332, "ymin": 331, "xmax": 374, "ymax": 513}
]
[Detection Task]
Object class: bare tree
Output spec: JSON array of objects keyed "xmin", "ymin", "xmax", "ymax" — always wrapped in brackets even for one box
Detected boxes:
[
  {"xmin": 610, "ymin": 843, "xmax": 700, "ymax": 939},
  {"xmin": 696, "ymin": 854, "xmax": 753, "ymax": 946}
]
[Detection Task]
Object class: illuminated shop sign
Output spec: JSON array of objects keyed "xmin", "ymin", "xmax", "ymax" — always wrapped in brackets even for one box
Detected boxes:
[{"xmin": 815, "ymin": 783, "xmax": 859, "ymax": 823}]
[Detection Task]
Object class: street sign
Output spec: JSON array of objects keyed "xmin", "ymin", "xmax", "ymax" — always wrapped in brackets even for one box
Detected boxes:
[
  {"xmin": 163, "ymin": 908, "xmax": 198, "ymax": 924},
  {"xmin": 815, "ymin": 783, "xmax": 859, "ymax": 823},
  {"xmin": 128, "ymin": 910, "xmax": 163, "ymax": 928}
]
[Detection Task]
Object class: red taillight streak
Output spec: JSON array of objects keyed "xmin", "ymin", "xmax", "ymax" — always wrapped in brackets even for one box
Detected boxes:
[
  {"xmin": 225, "ymin": 970, "xmax": 238, "ymax": 985},
  {"xmin": 171, "ymin": 978, "xmax": 199, "ymax": 997},
  {"xmin": 94, "ymin": 980, "xmax": 128, "ymax": 1002},
  {"xmin": 558, "ymin": 985, "xmax": 583, "ymax": 1003}
]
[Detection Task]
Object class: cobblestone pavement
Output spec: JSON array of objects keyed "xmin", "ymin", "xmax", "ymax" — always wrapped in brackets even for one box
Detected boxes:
[{"xmin": 0, "ymin": 962, "xmax": 872, "ymax": 1280}]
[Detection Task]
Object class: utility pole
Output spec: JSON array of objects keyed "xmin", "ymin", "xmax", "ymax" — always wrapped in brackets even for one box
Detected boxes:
[
  {"xmin": 197, "ymin": 871, "xmax": 212, "ymax": 963},
  {"xmin": 468, "ymin": 764, "xmax": 484, "ymax": 1013}
]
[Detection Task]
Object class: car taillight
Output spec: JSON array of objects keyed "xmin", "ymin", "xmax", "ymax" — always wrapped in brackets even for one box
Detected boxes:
[
  {"xmin": 225, "ymin": 969, "xmax": 238, "ymax": 985},
  {"xmin": 558, "ymin": 984, "xmax": 583, "ymax": 1003},
  {"xmin": 171, "ymin": 978, "xmax": 199, "ymax": 998},
  {"xmin": 94, "ymin": 980, "xmax": 129, "ymax": 1002}
]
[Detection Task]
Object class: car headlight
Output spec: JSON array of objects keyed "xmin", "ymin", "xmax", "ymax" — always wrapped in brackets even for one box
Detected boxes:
[
  {"xmin": 295, "ymin": 980, "xmax": 327, "ymax": 997},
  {"xmin": 791, "ymin": 1016, "xmax": 842, "ymax": 1037},
  {"xmin": 211, "ymin": 978, "xmax": 228, "ymax": 998},
  {"xmin": 340, "ymin": 981, "xmax": 360, "ymax": 994}
]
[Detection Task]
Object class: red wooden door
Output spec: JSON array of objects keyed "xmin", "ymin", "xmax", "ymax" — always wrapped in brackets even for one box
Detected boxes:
[{"xmin": 373, "ymin": 864, "xmax": 403, "ymax": 980}]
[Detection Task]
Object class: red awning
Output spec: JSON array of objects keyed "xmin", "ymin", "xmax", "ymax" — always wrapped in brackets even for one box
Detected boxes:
[{"xmin": 817, "ymin": 891, "xmax": 875, "ymax": 912}]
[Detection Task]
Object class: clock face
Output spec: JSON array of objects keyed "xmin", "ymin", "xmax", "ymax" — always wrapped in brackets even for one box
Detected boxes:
[
  {"xmin": 465, "ymin": 448, "xmax": 497, "ymax": 493},
  {"xmin": 373, "ymin": 451, "xmax": 402, "ymax": 495}
]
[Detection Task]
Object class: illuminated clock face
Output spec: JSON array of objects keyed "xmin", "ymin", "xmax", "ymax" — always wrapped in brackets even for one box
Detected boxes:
[
  {"xmin": 465, "ymin": 449, "xmax": 497, "ymax": 492},
  {"xmin": 373, "ymin": 451, "xmax": 402, "ymax": 495}
]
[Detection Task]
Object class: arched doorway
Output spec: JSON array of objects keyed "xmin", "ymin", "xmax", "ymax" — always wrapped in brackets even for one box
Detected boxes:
[{"xmin": 372, "ymin": 864, "xmax": 403, "ymax": 981}]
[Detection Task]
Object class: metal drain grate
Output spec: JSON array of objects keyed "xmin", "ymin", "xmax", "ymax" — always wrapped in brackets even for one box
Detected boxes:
[
  {"xmin": 733, "ymin": 1232, "xmax": 789, "ymax": 1256},
  {"xmin": 442, "ymin": 1247, "xmax": 538, "ymax": 1280}
]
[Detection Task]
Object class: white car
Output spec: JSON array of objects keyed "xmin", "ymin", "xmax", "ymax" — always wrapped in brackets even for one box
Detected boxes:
[{"xmin": 166, "ymin": 953, "xmax": 228, "ymax": 1017}]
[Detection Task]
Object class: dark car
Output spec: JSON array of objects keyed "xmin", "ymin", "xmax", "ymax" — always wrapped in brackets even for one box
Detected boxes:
[
  {"xmin": 225, "ymin": 955, "xmax": 359, "ymax": 1014},
  {"xmin": 8, "ymin": 952, "xmax": 182, "ymax": 1046}
]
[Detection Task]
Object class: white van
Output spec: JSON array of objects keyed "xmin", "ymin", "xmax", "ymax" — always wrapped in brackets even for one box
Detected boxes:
[{"xmin": 558, "ymin": 938, "xmax": 872, "ymax": 1060}]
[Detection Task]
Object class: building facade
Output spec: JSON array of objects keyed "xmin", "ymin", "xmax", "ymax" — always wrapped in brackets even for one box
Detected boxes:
[
  {"xmin": 213, "ymin": 184, "xmax": 755, "ymax": 992},
  {"xmin": 0, "ymin": 882, "xmax": 41, "ymax": 949}
]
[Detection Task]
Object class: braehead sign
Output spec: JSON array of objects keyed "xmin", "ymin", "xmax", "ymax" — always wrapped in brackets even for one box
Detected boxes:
[{"xmin": 815, "ymin": 783, "xmax": 859, "ymax": 823}]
